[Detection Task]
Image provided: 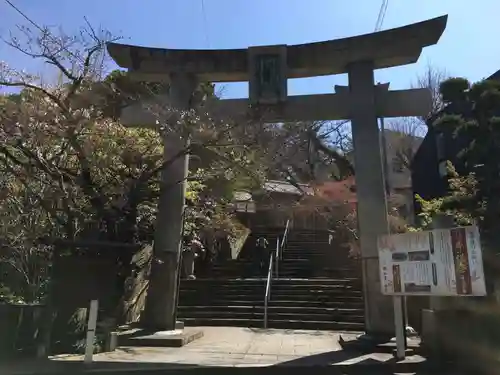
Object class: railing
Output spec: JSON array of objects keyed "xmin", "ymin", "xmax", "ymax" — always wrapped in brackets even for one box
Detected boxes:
[
  {"xmin": 264, "ymin": 220, "xmax": 291, "ymax": 328},
  {"xmin": 275, "ymin": 219, "xmax": 290, "ymax": 278},
  {"xmin": 264, "ymin": 237, "xmax": 279, "ymax": 329}
]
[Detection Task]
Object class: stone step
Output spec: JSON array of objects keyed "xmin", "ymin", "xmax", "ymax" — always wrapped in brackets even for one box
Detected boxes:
[
  {"xmin": 280, "ymin": 253, "xmax": 338, "ymax": 257},
  {"xmin": 209, "ymin": 262, "xmax": 357, "ymax": 269},
  {"xmin": 180, "ymin": 285, "xmax": 361, "ymax": 293},
  {"xmin": 180, "ymin": 290, "xmax": 363, "ymax": 299},
  {"xmin": 180, "ymin": 317, "xmax": 364, "ymax": 331},
  {"xmin": 200, "ymin": 275, "xmax": 360, "ymax": 280},
  {"xmin": 275, "ymin": 273, "xmax": 359, "ymax": 279},
  {"xmin": 279, "ymin": 255, "xmax": 326, "ymax": 258},
  {"xmin": 205, "ymin": 272, "xmax": 361, "ymax": 279},
  {"xmin": 212, "ymin": 259, "xmax": 314, "ymax": 266},
  {"xmin": 275, "ymin": 270, "xmax": 354, "ymax": 275},
  {"xmin": 281, "ymin": 250, "xmax": 329, "ymax": 253},
  {"xmin": 179, "ymin": 299, "xmax": 362, "ymax": 307},
  {"xmin": 274, "ymin": 272, "xmax": 360, "ymax": 277},
  {"xmin": 178, "ymin": 299, "xmax": 365, "ymax": 308},
  {"xmin": 178, "ymin": 305, "xmax": 363, "ymax": 315},
  {"xmin": 206, "ymin": 269, "xmax": 359, "ymax": 276},
  {"xmin": 180, "ymin": 294, "xmax": 362, "ymax": 303},
  {"xmin": 283, "ymin": 244, "xmax": 328, "ymax": 246},
  {"xmin": 279, "ymin": 263, "xmax": 356, "ymax": 268},
  {"xmin": 279, "ymin": 254, "xmax": 328, "ymax": 258},
  {"xmin": 177, "ymin": 228, "xmax": 365, "ymax": 332},
  {"xmin": 180, "ymin": 292, "xmax": 362, "ymax": 300},
  {"xmin": 180, "ymin": 278, "xmax": 358, "ymax": 287},
  {"xmin": 282, "ymin": 249, "xmax": 335, "ymax": 253},
  {"xmin": 284, "ymin": 244, "xmax": 326, "ymax": 247},
  {"xmin": 180, "ymin": 286, "xmax": 362, "ymax": 294},
  {"xmin": 181, "ymin": 277, "xmax": 361, "ymax": 289},
  {"xmin": 179, "ymin": 290, "xmax": 363, "ymax": 300},
  {"xmin": 278, "ymin": 266, "xmax": 358, "ymax": 271},
  {"xmin": 180, "ymin": 280, "xmax": 361, "ymax": 289},
  {"xmin": 178, "ymin": 311, "xmax": 364, "ymax": 323},
  {"xmin": 180, "ymin": 278, "xmax": 361, "ymax": 285},
  {"xmin": 181, "ymin": 279, "xmax": 361, "ymax": 291},
  {"xmin": 282, "ymin": 248, "xmax": 333, "ymax": 251}
]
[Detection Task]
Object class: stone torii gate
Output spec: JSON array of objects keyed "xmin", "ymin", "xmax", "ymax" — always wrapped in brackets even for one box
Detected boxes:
[{"xmin": 107, "ymin": 15, "xmax": 448, "ymax": 334}]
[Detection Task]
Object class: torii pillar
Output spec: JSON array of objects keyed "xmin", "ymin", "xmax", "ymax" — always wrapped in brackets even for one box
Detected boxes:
[
  {"xmin": 348, "ymin": 62, "xmax": 393, "ymax": 335},
  {"xmin": 140, "ymin": 73, "xmax": 197, "ymax": 330},
  {"xmin": 107, "ymin": 15, "xmax": 448, "ymax": 335}
]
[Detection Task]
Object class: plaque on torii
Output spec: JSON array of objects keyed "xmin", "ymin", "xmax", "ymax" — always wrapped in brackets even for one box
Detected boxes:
[
  {"xmin": 248, "ymin": 45, "xmax": 287, "ymax": 105},
  {"xmin": 107, "ymin": 15, "xmax": 448, "ymax": 336}
]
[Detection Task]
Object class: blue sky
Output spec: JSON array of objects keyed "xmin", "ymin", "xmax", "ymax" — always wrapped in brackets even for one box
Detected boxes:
[{"xmin": 0, "ymin": 0, "xmax": 499, "ymax": 100}]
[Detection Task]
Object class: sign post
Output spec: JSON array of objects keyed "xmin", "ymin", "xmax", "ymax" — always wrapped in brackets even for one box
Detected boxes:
[
  {"xmin": 84, "ymin": 299, "xmax": 99, "ymax": 364},
  {"xmin": 393, "ymin": 296, "xmax": 406, "ymax": 359},
  {"xmin": 378, "ymin": 226, "xmax": 486, "ymax": 359}
]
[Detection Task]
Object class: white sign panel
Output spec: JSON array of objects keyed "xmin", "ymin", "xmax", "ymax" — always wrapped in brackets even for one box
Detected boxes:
[{"xmin": 378, "ymin": 226, "xmax": 486, "ymax": 296}]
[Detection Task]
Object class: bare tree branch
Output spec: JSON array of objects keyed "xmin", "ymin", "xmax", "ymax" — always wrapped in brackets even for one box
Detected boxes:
[{"xmin": 412, "ymin": 62, "xmax": 449, "ymax": 122}]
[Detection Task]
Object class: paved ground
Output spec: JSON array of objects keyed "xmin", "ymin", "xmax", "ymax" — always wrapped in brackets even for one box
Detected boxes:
[
  {"xmin": 4, "ymin": 327, "xmax": 459, "ymax": 374},
  {"xmin": 52, "ymin": 327, "xmax": 423, "ymax": 367}
]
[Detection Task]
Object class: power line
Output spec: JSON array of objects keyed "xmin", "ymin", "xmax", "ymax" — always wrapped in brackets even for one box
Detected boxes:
[
  {"xmin": 374, "ymin": 0, "xmax": 389, "ymax": 31},
  {"xmin": 374, "ymin": 0, "xmax": 409, "ymax": 338},
  {"xmin": 2, "ymin": 0, "xmax": 96, "ymax": 67},
  {"xmin": 3, "ymin": 0, "xmax": 44, "ymax": 32},
  {"xmin": 200, "ymin": 0, "xmax": 210, "ymax": 48}
]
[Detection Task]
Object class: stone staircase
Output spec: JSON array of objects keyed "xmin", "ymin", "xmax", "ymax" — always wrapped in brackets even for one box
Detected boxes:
[{"xmin": 177, "ymin": 227, "xmax": 365, "ymax": 331}]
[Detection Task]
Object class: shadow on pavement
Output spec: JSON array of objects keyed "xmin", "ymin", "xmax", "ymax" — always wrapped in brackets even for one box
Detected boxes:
[
  {"xmin": 6, "ymin": 360, "xmax": 220, "ymax": 375},
  {"xmin": 6, "ymin": 338, "xmax": 457, "ymax": 375},
  {"xmin": 8, "ymin": 356, "xmax": 460, "ymax": 375},
  {"xmin": 272, "ymin": 346, "xmax": 457, "ymax": 374},
  {"xmin": 245, "ymin": 327, "xmax": 350, "ymax": 336}
]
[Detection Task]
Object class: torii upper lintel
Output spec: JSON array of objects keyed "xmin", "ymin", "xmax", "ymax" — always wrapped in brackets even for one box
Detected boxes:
[{"xmin": 106, "ymin": 15, "xmax": 448, "ymax": 83}]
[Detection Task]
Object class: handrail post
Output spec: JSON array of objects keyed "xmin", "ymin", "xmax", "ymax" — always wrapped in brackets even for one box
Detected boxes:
[
  {"xmin": 264, "ymin": 254, "xmax": 273, "ymax": 329},
  {"xmin": 264, "ymin": 296, "xmax": 268, "ymax": 329},
  {"xmin": 264, "ymin": 219, "xmax": 290, "ymax": 329},
  {"xmin": 275, "ymin": 236, "xmax": 280, "ymax": 278}
]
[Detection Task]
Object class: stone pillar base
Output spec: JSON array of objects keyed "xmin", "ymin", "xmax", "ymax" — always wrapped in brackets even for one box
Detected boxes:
[
  {"xmin": 421, "ymin": 308, "xmax": 442, "ymax": 355},
  {"xmin": 362, "ymin": 257, "xmax": 395, "ymax": 336}
]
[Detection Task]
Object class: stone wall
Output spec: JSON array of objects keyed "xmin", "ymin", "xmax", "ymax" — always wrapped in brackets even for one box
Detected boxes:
[
  {"xmin": 432, "ymin": 304, "xmax": 500, "ymax": 373},
  {"xmin": 228, "ymin": 227, "xmax": 251, "ymax": 260},
  {"xmin": 53, "ymin": 256, "xmax": 119, "ymax": 309},
  {"xmin": 0, "ymin": 244, "xmax": 158, "ymax": 357},
  {"xmin": 0, "ymin": 303, "xmax": 44, "ymax": 358},
  {"xmin": 405, "ymin": 296, "xmax": 429, "ymax": 333},
  {"xmin": 119, "ymin": 244, "xmax": 152, "ymax": 324}
]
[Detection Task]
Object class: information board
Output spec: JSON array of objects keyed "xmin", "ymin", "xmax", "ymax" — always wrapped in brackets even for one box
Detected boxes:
[{"xmin": 378, "ymin": 226, "xmax": 486, "ymax": 296}]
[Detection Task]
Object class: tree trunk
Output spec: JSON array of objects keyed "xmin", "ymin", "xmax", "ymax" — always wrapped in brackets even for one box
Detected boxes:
[{"xmin": 118, "ymin": 244, "xmax": 153, "ymax": 325}]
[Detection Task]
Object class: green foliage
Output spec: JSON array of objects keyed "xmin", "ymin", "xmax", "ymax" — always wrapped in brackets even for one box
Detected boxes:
[
  {"xmin": 0, "ymin": 23, "xmax": 267, "ymax": 308},
  {"xmin": 0, "ymin": 284, "xmax": 20, "ymax": 303},
  {"xmin": 415, "ymin": 77, "xmax": 500, "ymax": 251},
  {"xmin": 440, "ymin": 77, "xmax": 470, "ymax": 103},
  {"xmin": 413, "ymin": 161, "xmax": 478, "ymax": 231}
]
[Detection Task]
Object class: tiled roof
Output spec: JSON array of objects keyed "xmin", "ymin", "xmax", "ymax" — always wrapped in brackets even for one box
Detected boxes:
[{"xmin": 263, "ymin": 180, "xmax": 314, "ymax": 196}]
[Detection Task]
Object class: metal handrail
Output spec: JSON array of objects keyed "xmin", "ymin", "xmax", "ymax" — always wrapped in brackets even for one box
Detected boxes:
[
  {"xmin": 275, "ymin": 235, "xmax": 280, "ymax": 278},
  {"xmin": 264, "ymin": 237, "xmax": 279, "ymax": 329},
  {"xmin": 274, "ymin": 220, "xmax": 291, "ymax": 281},
  {"xmin": 264, "ymin": 221, "xmax": 291, "ymax": 328},
  {"xmin": 280, "ymin": 219, "xmax": 291, "ymax": 260}
]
